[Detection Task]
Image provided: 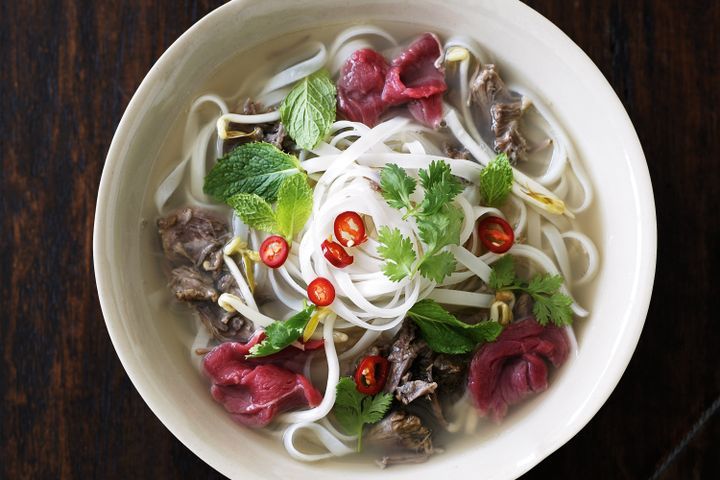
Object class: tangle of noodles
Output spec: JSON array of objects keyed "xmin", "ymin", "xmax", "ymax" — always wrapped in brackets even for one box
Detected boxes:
[{"xmin": 154, "ymin": 25, "xmax": 601, "ymax": 463}]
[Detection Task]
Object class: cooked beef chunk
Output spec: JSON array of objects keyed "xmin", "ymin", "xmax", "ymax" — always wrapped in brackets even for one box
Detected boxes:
[
  {"xmin": 365, "ymin": 410, "xmax": 434, "ymax": 454},
  {"xmin": 169, "ymin": 266, "xmax": 218, "ymax": 302},
  {"xmin": 395, "ymin": 378, "xmax": 438, "ymax": 405},
  {"xmin": 470, "ymin": 64, "xmax": 528, "ymax": 163},
  {"xmin": 263, "ymin": 122, "xmax": 287, "ymax": 150},
  {"xmin": 376, "ymin": 452, "xmax": 432, "ymax": 469},
  {"xmin": 157, "ymin": 207, "xmax": 228, "ymax": 272},
  {"xmin": 383, "ymin": 322, "xmax": 422, "ymax": 393},
  {"xmin": 196, "ymin": 303, "xmax": 254, "ymax": 342},
  {"xmin": 203, "ymin": 336, "xmax": 323, "ymax": 428},
  {"xmin": 468, "ymin": 317, "xmax": 569, "ymax": 420},
  {"xmin": 513, "ymin": 292, "xmax": 534, "ymax": 319}
]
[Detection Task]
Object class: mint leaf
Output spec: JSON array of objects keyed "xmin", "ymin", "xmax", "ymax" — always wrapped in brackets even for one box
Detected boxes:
[
  {"xmin": 418, "ymin": 160, "xmax": 463, "ymax": 216},
  {"xmin": 479, "ymin": 153, "xmax": 513, "ymax": 207},
  {"xmin": 333, "ymin": 377, "xmax": 392, "ymax": 451},
  {"xmin": 418, "ymin": 250, "xmax": 457, "ymax": 283},
  {"xmin": 488, "ymin": 255, "xmax": 516, "ymax": 290},
  {"xmin": 377, "ymin": 226, "xmax": 416, "ymax": 282},
  {"xmin": 407, "ymin": 299, "xmax": 502, "ymax": 354},
  {"xmin": 227, "ymin": 193, "xmax": 277, "ymax": 233},
  {"xmin": 247, "ymin": 305, "xmax": 316, "ymax": 357},
  {"xmin": 275, "ymin": 174, "xmax": 313, "ymax": 240},
  {"xmin": 380, "ymin": 163, "xmax": 417, "ymax": 211},
  {"xmin": 280, "ymin": 70, "xmax": 336, "ymax": 150},
  {"xmin": 204, "ymin": 142, "xmax": 302, "ymax": 202}
]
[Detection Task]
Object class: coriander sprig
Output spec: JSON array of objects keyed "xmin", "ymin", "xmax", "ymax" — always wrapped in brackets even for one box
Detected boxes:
[
  {"xmin": 489, "ymin": 255, "xmax": 574, "ymax": 327},
  {"xmin": 377, "ymin": 160, "xmax": 463, "ymax": 283}
]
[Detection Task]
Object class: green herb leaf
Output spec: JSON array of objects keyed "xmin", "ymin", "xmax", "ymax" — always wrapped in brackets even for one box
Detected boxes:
[
  {"xmin": 418, "ymin": 250, "xmax": 457, "ymax": 284},
  {"xmin": 280, "ymin": 70, "xmax": 336, "ymax": 150},
  {"xmin": 204, "ymin": 142, "xmax": 302, "ymax": 202},
  {"xmin": 479, "ymin": 153, "xmax": 513, "ymax": 207},
  {"xmin": 418, "ymin": 160, "xmax": 463, "ymax": 216},
  {"xmin": 275, "ymin": 174, "xmax": 313, "ymax": 240},
  {"xmin": 488, "ymin": 255, "xmax": 574, "ymax": 327},
  {"xmin": 417, "ymin": 205, "xmax": 463, "ymax": 256},
  {"xmin": 407, "ymin": 299, "xmax": 503, "ymax": 354},
  {"xmin": 377, "ymin": 226, "xmax": 416, "ymax": 282},
  {"xmin": 247, "ymin": 305, "xmax": 316, "ymax": 357},
  {"xmin": 533, "ymin": 292, "xmax": 574, "ymax": 326},
  {"xmin": 526, "ymin": 273, "xmax": 564, "ymax": 296},
  {"xmin": 333, "ymin": 377, "xmax": 393, "ymax": 451},
  {"xmin": 380, "ymin": 163, "xmax": 417, "ymax": 211},
  {"xmin": 227, "ymin": 193, "xmax": 277, "ymax": 233},
  {"xmin": 488, "ymin": 255, "xmax": 517, "ymax": 290}
]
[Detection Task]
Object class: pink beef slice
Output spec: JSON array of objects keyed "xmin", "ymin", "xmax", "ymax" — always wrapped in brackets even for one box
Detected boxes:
[
  {"xmin": 382, "ymin": 33, "xmax": 447, "ymax": 126},
  {"xmin": 337, "ymin": 48, "xmax": 390, "ymax": 127},
  {"xmin": 468, "ymin": 318, "xmax": 570, "ymax": 421},
  {"xmin": 203, "ymin": 334, "xmax": 324, "ymax": 428}
]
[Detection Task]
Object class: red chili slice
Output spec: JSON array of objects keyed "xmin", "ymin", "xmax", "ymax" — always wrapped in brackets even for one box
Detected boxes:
[
  {"xmin": 354, "ymin": 355, "xmax": 390, "ymax": 395},
  {"xmin": 334, "ymin": 211, "xmax": 367, "ymax": 247},
  {"xmin": 259, "ymin": 235, "xmax": 289, "ymax": 268},
  {"xmin": 307, "ymin": 277, "xmax": 335, "ymax": 307},
  {"xmin": 477, "ymin": 216, "xmax": 515, "ymax": 254},
  {"xmin": 321, "ymin": 239, "xmax": 354, "ymax": 268}
]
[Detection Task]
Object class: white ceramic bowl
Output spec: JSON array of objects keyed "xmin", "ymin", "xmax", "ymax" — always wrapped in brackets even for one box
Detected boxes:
[{"xmin": 94, "ymin": 0, "xmax": 656, "ymax": 478}]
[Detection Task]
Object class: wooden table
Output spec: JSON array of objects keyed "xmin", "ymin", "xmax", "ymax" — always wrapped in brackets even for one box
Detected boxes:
[{"xmin": 1, "ymin": 1, "xmax": 718, "ymax": 478}]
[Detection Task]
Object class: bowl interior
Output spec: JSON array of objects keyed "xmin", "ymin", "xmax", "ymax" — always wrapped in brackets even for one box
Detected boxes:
[{"xmin": 94, "ymin": 1, "xmax": 655, "ymax": 479}]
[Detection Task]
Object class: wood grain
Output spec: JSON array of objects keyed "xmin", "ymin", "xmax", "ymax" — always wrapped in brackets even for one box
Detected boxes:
[{"xmin": 1, "ymin": 0, "xmax": 717, "ymax": 478}]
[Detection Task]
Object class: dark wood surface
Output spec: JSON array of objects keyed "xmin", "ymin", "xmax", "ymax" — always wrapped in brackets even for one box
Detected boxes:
[{"xmin": 1, "ymin": 0, "xmax": 718, "ymax": 478}]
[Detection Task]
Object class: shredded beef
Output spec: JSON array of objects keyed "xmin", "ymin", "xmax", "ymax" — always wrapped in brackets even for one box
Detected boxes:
[
  {"xmin": 470, "ymin": 64, "xmax": 528, "ymax": 163},
  {"xmin": 169, "ymin": 266, "xmax": 218, "ymax": 302},
  {"xmin": 158, "ymin": 208, "xmax": 255, "ymax": 342},
  {"xmin": 157, "ymin": 207, "xmax": 227, "ymax": 272},
  {"xmin": 365, "ymin": 410, "xmax": 434, "ymax": 454}
]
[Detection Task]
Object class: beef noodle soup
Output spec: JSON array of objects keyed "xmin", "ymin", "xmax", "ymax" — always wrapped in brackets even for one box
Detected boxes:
[{"xmin": 151, "ymin": 24, "xmax": 599, "ymax": 468}]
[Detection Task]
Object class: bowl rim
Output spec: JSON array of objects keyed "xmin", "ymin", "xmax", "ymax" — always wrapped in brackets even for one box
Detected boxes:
[{"xmin": 93, "ymin": 0, "xmax": 656, "ymax": 478}]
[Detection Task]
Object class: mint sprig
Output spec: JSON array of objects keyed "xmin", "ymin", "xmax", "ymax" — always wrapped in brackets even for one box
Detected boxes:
[
  {"xmin": 247, "ymin": 304, "xmax": 316, "ymax": 357},
  {"xmin": 479, "ymin": 153, "xmax": 513, "ymax": 207},
  {"xmin": 228, "ymin": 173, "xmax": 313, "ymax": 241}
]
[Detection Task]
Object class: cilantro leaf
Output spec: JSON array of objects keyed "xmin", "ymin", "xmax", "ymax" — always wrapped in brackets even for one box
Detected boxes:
[
  {"xmin": 227, "ymin": 193, "xmax": 277, "ymax": 233},
  {"xmin": 488, "ymin": 255, "xmax": 574, "ymax": 327},
  {"xmin": 533, "ymin": 292, "xmax": 573, "ymax": 326},
  {"xmin": 204, "ymin": 142, "xmax": 302, "ymax": 202},
  {"xmin": 377, "ymin": 226, "xmax": 416, "ymax": 282},
  {"xmin": 479, "ymin": 153, "xmax": 514, "ymax": 207},
  {"xmin": 488, "ymin": 255, "xmax": 516, "ymax": 290},
  {"xmin": 417, "ymin": 205, "xmax": 463, "ymax": 255},
  {"xmin": 418, "ymin": 160, "xmax": 463, "ymax": 216},
  {"xmin": 526, "ymin": 273, "xmax": 564, "ymax": 296},
  {"xmin": 275, "ymin": 174, "xmax": 313, "ymax": 240},
  {"xmin": 280, "ymin": 70, "xmax": 336, "ymax": 150},
  {"xmin": 407, "ymin": 299, "xmax": 503, "ymax": 354},
  {"xmin": 333, "ymin": 377, "xmax": 393, "ymax": 451},
  {"xmin": 380, "ymin": 163, "xmax": 417, "ymax": 211},
  {"xmin": 247, "ymin": 305, "xmax": 316, "ymax": 357},
  {"xmin": 418, "ymin": 250, "xmax": 457, "ymax": 284}
]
